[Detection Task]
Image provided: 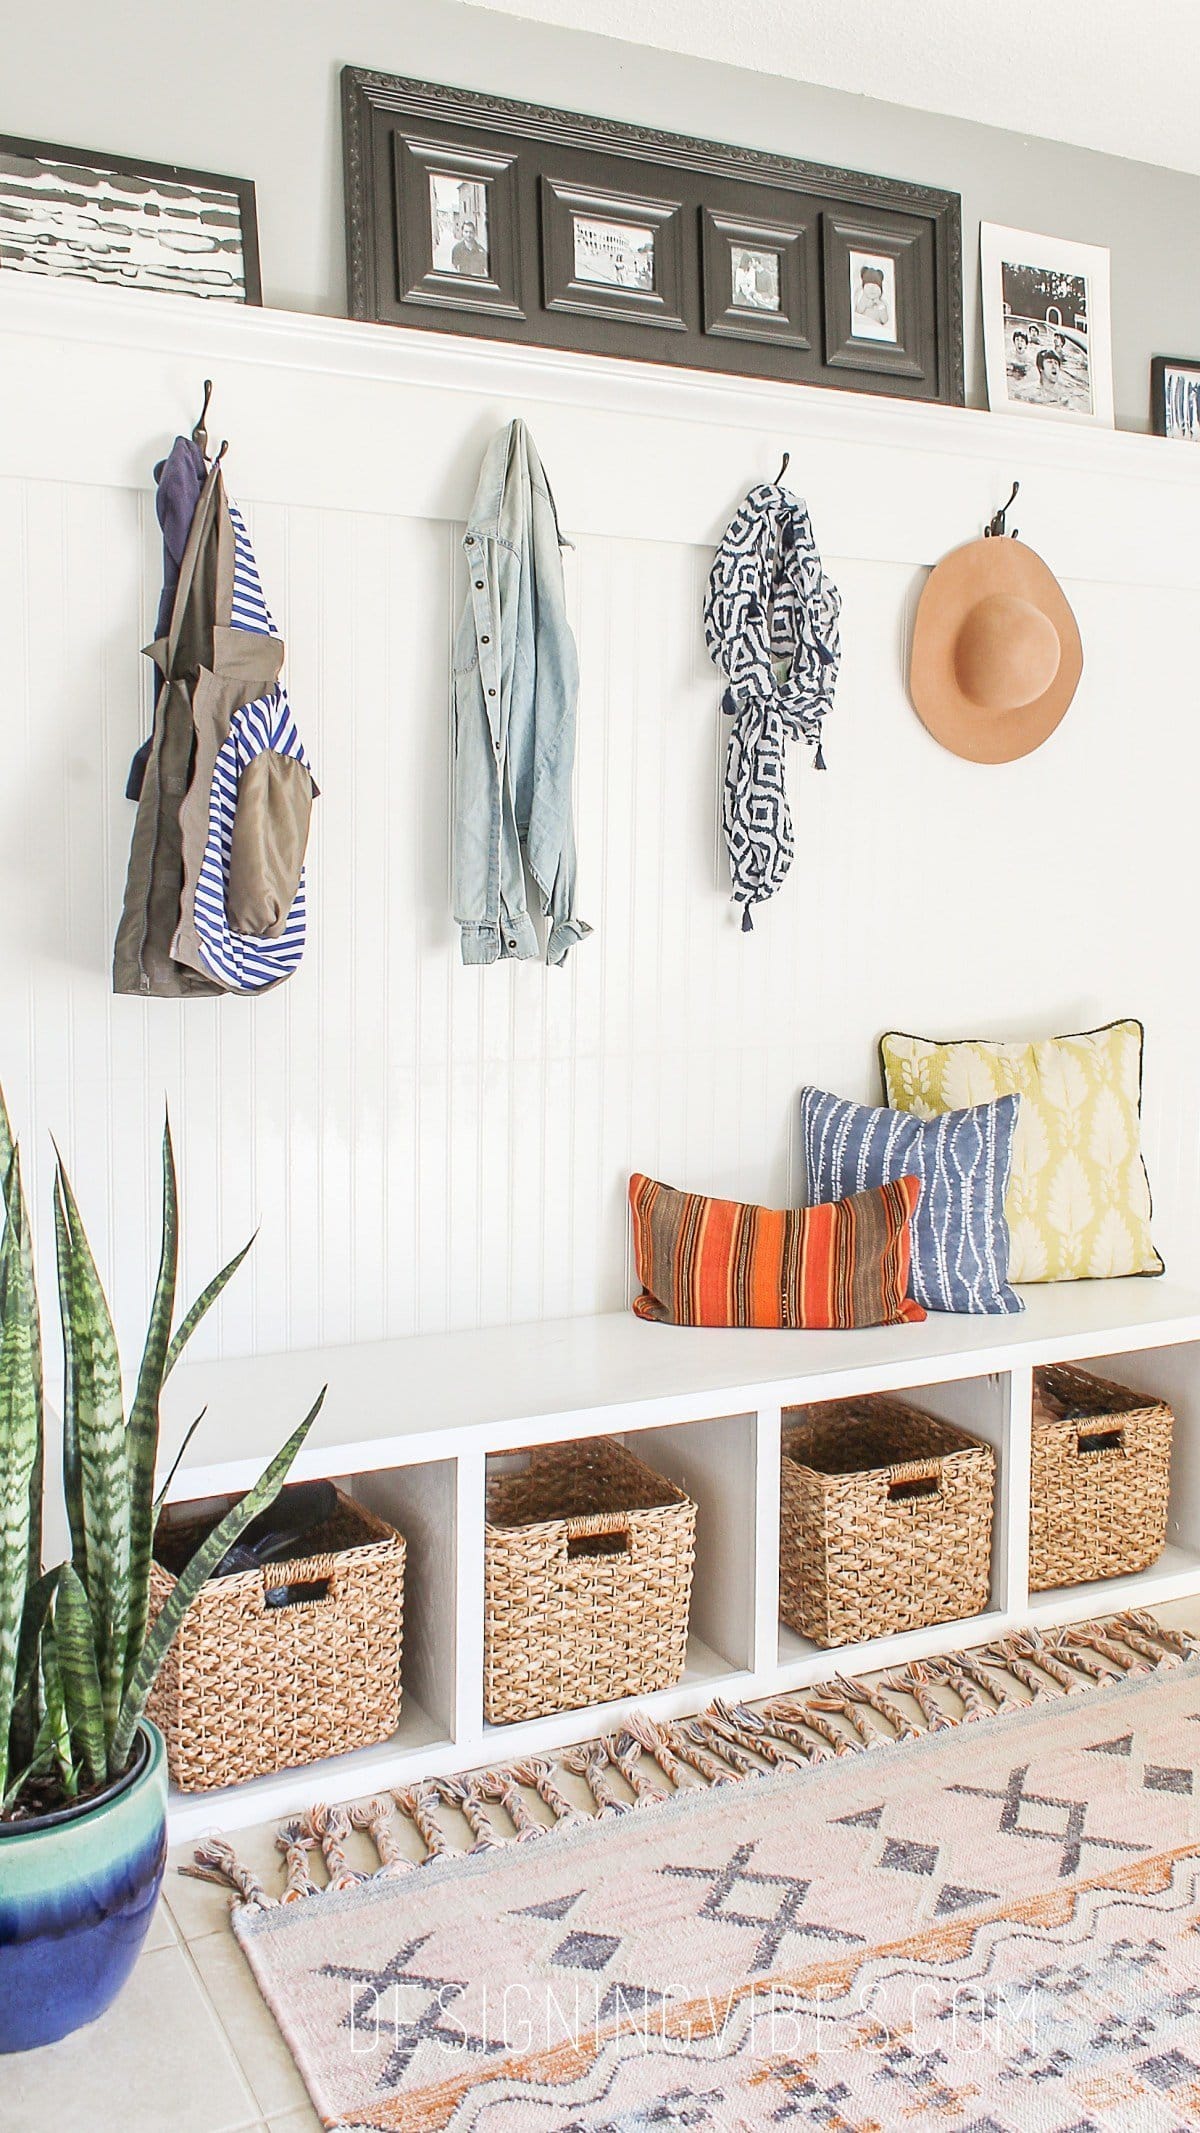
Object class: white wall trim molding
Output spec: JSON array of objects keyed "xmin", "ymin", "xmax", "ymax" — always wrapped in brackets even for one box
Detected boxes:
[{"xmin": 6, "ymin": 280, "xmax": 1200, "ymax": 584}]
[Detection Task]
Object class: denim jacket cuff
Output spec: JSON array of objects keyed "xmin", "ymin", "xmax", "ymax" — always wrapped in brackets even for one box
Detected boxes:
[
  {"xmin": 458, "ymin": 923, "xmax": 500, "ymax": 966},
  {"xmin": 459, "ymin": 915, "xmax": 541, "ymax": 965},
  {"xmin": 546, "ymin": 915, "xmax": 593, "ymax": 968}
]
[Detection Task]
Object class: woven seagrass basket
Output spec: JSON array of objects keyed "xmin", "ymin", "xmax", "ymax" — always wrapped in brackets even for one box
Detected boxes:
[
  {"xmin": 780, "ymin": 1396, "xmax": 995, "ymax": 1648},
  {"xmin": 1030, "ymin": 1363, "xmax": 1173, "ymax": 1590},
  {"xmin": 484, "ymin": 1437, "xmax": 697, "ymax": 1723},
  {"xmin": 147, "ymin": 1487, "xmax": 405, "ymax": 1790}
]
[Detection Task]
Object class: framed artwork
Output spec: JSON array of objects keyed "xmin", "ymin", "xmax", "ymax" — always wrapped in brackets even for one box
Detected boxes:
[
  {"xmin": 1151, "ymin": 356, "xmax": 1200, "ymax": 441},
  {"xmin": 701, "ymin": 208, "xmax": 810, "ymax": 349},
  {"xmin": 342, "ymin": 71, "xmax": 964, "ymax": 404},
  {"xmin": 540, "ymin": 177, "xmax": 685, "ymax": 330},
  {"xmin": 0, "ymin": 133, "xmax": 261, "ymax": 304},
  {"xmin": 980, "ymin": 222, "xmax": 1113, "ymax": 427},
  {"xmin": 822, "ymin": 213, "xmax": 931, "ymax": 383}
]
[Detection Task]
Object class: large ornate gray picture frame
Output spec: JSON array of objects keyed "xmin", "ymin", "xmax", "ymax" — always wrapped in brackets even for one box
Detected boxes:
[{"xmin": 342, "ymin": 70, "xmax": 964, "ymax": 406}]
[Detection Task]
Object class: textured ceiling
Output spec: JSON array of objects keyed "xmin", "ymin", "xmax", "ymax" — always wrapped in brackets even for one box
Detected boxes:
[{"xmin": 464, "ymin": 0, "xmax": 1200, "ymax": 176}]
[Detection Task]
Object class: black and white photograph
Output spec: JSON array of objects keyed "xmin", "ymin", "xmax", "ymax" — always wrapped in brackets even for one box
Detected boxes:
[
  {"xmin": 730, "ymin": 244, "xmax": 780, "ymax": 312},
  {"xmin": 1152, "ymin": 356, "xmax": 1200, "ymax": 441},
  {"xmin": 0, "ymin": 134, "xmax": 260, "ymax": 302},
  {"xmin": 429, "ymin": 172, "xmax": 489, "ymax": 278},
  {"xmin": 849, "ymin": 248, "xmax": 897, "ymax": 342},
  {"xmin": 981, "ymin": 222, "xmax": 1113, "ymax": 425},
  {"xmin": 571, "ymin": 214, "xmax": 655, "ymax": 290}
]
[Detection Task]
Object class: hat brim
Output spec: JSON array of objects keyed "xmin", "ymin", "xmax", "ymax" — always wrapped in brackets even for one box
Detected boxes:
[{"xmin": 909, "ymin": 537, "xmax": 1083, "ymax": 764}]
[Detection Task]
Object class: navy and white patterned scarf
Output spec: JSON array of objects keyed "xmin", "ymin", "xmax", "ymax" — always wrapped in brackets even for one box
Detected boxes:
[{"xmin": 703, "ymin": 482, "xmax": 841, "ymax": 928}]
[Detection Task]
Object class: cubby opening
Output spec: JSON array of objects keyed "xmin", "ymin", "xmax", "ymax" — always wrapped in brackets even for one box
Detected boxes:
[
  {"xmin": 1026, "ymin": 1341, "xmax": 1200, "ymax": 1618},
  {"xmin": 776, "ymin": 1370, "xmax": 1013, "ymax": 1674}
]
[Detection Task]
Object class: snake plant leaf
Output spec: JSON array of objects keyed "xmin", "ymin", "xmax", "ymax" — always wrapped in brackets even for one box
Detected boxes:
[
  {"xmin": 163, "ymin": 1233, "xmax": 256, "ymax": 1381},
  {"xmin": 110, "ymin": 1390, "xmax": 325, "ymax": 1769},
  {"xmin": 152, "ymin": 1408, "xmax": 207, "ymax": 1532},
  {"xmin": 37, "ymin": 1611, "xmax": 76, "ymax": 1793},
  {"xmin": 0, "ymin": 1108, "xmax": 43, "ymax": 1581},
  {"xmin": 0, "ymin": 1219, "xmax": 40, "ymax": 1802},
  {"xmin": 53, "ymin": 1156, "xmax": 130, "ymax": 1746},
  {"xmin": 52, "ymin": 1176, "xmax": 88, "ymax": 1589},
  {"xmin": 55, "ymin": 1565, "xmax": 108, "ymax": 1788},
  {"xmin": 8, "ymin": 1565, "xmax": 59, "ymax": 1778},
  {"xmin": 123, "ymin": 1115, "xmax": 178, "ymax": 1692}
]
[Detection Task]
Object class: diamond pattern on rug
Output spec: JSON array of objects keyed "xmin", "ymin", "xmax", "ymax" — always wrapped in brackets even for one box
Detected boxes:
[
  {"xmin": 663, "ymin": 1837, "xmax": 861, "ymax": 1972},
  {"xmin": 316, "ymin": 1932, "xmax": 502, "ymax": 2087},
  {"xmin": 948, "ymin": 1761, "xmax": 1152, "ymax": 1876},
  {"xmin": 551, "ymin": 1930, "xmax": 621, "ymax": 1972},
  {"xmin": 1085, "ymin": 1732, "xmax": 1133, "ymax": 1755},
  {"xmin": 833, "ymin": 1803, "xmax": 883, "ymax": 1827}
]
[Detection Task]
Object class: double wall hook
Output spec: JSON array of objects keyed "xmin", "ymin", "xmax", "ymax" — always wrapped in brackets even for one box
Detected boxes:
[
  {"xmin": 985, "ymin": 480, "xmax": 1020, "ymax": 539},
  {"xmin": 192, "ymin": 379, "xmax": 228, "ymax": 464}
]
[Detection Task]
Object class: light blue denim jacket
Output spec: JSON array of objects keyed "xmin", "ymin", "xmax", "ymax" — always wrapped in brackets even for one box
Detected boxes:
[{"xmin": 452, "ymin": 420, "xmax": 592, "ymax": 966}]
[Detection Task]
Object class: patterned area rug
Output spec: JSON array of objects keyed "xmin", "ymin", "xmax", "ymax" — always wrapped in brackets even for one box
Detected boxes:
[{"xmin": 193, "ymin": 1612, "xmax": 1200, "ymax": 2131}]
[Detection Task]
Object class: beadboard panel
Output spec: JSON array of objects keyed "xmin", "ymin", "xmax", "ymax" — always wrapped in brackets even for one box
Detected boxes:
[{"xmin": 1, "ymin": 288, "xmax": 1197, "ymax": 1373}]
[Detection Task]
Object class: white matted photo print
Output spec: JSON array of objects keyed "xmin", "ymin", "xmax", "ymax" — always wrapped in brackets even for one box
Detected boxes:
[
  {"xmin": 981, "ymin": 223, "xmax": 1113, "ymax": 426},
  {"xmin": 848, "ymin": 249, "xmax": 897, "ymax": 343}
]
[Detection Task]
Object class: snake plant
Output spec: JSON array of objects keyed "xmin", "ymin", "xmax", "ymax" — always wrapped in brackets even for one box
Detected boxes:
[{"xmin": 0, "ymin": 1089, "xmax": 325, "ymax": 1814}]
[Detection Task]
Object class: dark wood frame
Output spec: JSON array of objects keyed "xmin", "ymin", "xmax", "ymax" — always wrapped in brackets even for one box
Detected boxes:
[
  {"xmin": 0, "ymin": 132, "xmax": 261, "ymax": 304},
  {"xmin": 701, "ymin": 207, "xmax": 812, "ymax": 350},
  {"xmin": 822, "ymin": 213, "xmax": 928, "ymax": 383},
  {"xmin": 540, "ymin": 176, "xmax": 686, "ymax": 331},
  {"xmin": 1150, "ymin": 354, "xmax": 1200, "ymax": 440},
  {"xmin": 342, "ymin": 70, "xmax": 963, "ymax": 405}
]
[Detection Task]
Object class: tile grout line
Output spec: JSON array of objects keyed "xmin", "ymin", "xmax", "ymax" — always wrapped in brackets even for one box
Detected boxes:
[{"xmin": 173, "ymin": 1925, "xmax": 273, "ymax": 2133}]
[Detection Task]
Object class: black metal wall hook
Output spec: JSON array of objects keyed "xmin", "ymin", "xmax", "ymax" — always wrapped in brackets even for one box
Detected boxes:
[
  {"xmin": 774, "ymin": 451, "xmax": 791, "ymax": 485},
  {"xmin": 985, "ymin": 480, "xmax": 1020, "ymax": 539},
  {"xmin": 193, "ymin": 378, "xmax": 214, "ymax": 444}
]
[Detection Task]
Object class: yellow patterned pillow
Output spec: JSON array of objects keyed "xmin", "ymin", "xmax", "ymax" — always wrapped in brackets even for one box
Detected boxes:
[{"xmin": 879, "ymin": 1021, "xmax": 1162, "ymax": 1284}]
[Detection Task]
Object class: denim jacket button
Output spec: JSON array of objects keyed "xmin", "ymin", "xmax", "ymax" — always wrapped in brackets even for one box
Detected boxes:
[
  {"xmin": 474, "ymin": 580, "xmax": 484, "ymax": 589},
  {"xmin": 506, "ymin": 938, "xmax": 517, "ymax": 951},
  {"xmin": 487, "ymin": 687, "xmax": 496, "ymax": 696},
  {"xmin": 481, "ymin": 634, "xmax": 490, "ymax": 644}
]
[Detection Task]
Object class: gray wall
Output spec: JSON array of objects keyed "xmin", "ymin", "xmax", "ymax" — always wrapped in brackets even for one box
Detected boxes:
[{"xmin": 5, "ymin": 0, "xmax": 1199, "ymax": 430}]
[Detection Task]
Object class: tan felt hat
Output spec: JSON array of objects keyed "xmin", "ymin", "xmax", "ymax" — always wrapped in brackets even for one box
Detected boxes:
[{"xmin": 909, "ymin": 536, "xmax": 1083, "ymax": 763}]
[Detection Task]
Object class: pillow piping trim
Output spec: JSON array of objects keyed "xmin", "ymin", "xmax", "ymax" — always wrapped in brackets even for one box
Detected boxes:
[{"xmin": 876, "ymin": 1016, "xmax": 1165, "ymax": 1283}]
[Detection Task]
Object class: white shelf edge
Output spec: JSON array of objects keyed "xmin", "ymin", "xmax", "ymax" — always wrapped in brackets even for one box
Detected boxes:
[
  {"xmin": 6, "ymin": 275, "xmax": 1200, "ymax": 490},
  {"xmin": 159, "ymin": 1288, "xmax": 1200, "ymax": 1502}
]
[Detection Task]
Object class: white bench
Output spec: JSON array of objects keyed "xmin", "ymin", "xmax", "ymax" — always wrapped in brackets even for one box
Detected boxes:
[{"xmin": 159, "ymin": 1277, "xmax": 1200, "ymax": 1838}]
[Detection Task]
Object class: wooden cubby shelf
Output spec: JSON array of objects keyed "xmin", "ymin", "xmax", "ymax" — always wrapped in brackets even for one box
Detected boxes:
[{"xmin": 158, "ymin": 1277, "xmax": 1200, "ymax": 1840}]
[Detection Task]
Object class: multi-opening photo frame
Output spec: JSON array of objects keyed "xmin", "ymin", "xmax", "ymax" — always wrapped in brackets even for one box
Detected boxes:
[{"xmin": 342, "ymin": 71, "xmax": 964, "ymax": 405}]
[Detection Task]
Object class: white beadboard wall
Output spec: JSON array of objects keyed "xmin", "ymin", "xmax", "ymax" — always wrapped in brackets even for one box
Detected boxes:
[{"xmin": 1, "ymin": 279, "xmax": 1198, "ymax": 1373}]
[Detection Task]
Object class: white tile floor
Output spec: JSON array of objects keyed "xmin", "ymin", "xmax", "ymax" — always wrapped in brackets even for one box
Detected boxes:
[{"xmin": 9, "ymin": 1594, "xmax": 1200, "ymax": 2133}]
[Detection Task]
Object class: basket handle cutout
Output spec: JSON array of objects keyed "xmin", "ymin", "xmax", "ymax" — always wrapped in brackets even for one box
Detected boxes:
[
  {"xmin": 566, "ymin": 1529, "xmax": 631, "ymax": 1559},
  {"xmin": 887, "ymin": 1473, "xmax": 940, "ymax": 1504},
  {"xmin": 1076, "ymin": 1428, "xmax": 1124, "ymax": 1456},
  {"xmin": 263, "ymin": 1574, "xmax": 334, "ymax": 1609}
]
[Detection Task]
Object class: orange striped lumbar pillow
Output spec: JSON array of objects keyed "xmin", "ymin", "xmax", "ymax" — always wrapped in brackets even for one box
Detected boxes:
[{"xmin": 628, "ymin": 1173, "xmax": 925, "ymax": 1329}]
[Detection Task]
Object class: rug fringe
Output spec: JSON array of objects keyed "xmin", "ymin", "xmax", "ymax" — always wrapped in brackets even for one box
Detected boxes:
[{"xmin": 187, "ymin": 1608, "xmax": 1195, "ymax": 1910}]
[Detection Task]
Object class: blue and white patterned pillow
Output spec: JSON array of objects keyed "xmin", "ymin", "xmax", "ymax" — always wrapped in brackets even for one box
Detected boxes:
[{"xmin": 800, "ymin": 1086, "xmax": 1022, "ymax": 1315}]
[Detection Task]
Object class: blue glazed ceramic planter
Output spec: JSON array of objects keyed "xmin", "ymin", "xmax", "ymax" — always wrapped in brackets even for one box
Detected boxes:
[{"xmin": 0, "ymin": 1721, "xmax": 168, "ymax": 2053}]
